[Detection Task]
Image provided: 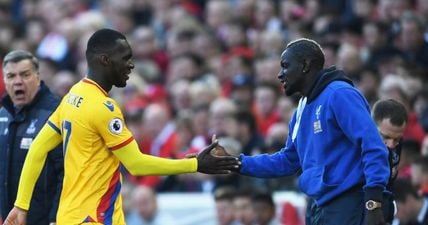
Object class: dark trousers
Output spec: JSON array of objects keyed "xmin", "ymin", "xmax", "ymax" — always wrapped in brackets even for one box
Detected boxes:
[{"xmin": 306, "ymin": 190, "xmax": 365, "ymax": 225}]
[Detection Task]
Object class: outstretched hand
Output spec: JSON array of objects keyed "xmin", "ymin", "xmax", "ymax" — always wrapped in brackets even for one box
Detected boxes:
[
  {"xmin": 3, "ymin": 206, "xmax": 27, "ymax": 225},
  {"xmin": 197, "ymin": 135, "xmax": 241, "ymax": 174}
]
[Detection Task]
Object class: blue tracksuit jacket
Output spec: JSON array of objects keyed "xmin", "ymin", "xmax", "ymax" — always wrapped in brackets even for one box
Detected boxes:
[{"xmin": 240, "ymin": 66, "xmax": 390, "ymax": 206}]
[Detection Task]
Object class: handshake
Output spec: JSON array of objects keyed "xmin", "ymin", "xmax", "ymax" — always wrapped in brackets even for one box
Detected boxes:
[{"xmin": 194, "ymin": 135, "xmax": 241, "ymax": 174}]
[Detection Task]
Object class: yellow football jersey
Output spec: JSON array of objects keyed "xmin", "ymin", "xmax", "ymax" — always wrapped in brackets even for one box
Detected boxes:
[{"xmin": 47, "ymin": 78, "xmax": 132, "ymax": 225}]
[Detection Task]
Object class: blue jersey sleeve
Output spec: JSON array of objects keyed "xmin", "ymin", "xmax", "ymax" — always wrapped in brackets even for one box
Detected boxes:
[{"xmin": 239, "ymin": 116, "xmax": 301, "ymax": 178}]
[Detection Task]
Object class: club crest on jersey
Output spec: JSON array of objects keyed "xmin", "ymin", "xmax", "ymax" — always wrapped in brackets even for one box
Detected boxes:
[
  {"xmin": 104, "ymin": 101, "xmax": 114, "ymax": 112},
  {"xmin": 26, "ymin": 119, "xmax": 38, "ymax": 134},
  {"xmin": 314, "ymin": 105, "xmax": 323, "ymax": 134},
  {"xmin": 109, "ymin": 118, "xmax": 123, "ymax": 135}
]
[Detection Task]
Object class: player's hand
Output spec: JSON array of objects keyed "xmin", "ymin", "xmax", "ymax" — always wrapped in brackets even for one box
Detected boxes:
[
  {"xmin": 197, "ymin": 135, "xmax": 240, "ymax": 174},
  {"xmin": 3, "ymin": 206, "xmax": 27, "ymax": 225},
  {"xmin": 366, "ymin": 208, "xmax": 386, "ymax": 225},
  {"xmin": 210, "ymin": 135, "xmax": 232, "ymax": 157}
]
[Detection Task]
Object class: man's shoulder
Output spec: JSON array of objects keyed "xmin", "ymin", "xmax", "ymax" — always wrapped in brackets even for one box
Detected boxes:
[{"xmin": 327, "ymin": 80, "xmax": 355, "ymax": 90}]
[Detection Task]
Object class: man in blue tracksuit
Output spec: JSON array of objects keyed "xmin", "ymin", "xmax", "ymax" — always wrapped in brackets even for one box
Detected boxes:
[
  {"xmin": 236, "ymin": 39, "xmax": 390, "ymax": 225},
  {"xmin": 0, "ymin": 50, "xmax": 63, "ymax": 224}
]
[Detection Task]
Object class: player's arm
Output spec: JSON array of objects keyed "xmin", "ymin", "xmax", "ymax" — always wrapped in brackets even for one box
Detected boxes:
[
  {"xmin": 113, "ymin": 139, "xmax": 197, "ymax": 175},
  {"xmin": 113, "ymin": 138, "xmax": 240, "ymax": 175},
  {"xmin": 14, "ymin": 122, "xmax": 62, "ymax": 210}
]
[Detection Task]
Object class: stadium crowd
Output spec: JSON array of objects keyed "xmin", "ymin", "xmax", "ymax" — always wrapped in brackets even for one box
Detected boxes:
[{"xmin": 1, "ymin": 0, "xmax": 428, "ymax": 224}]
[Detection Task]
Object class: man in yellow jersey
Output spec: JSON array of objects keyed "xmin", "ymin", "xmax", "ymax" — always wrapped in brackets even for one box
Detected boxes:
[{"xmin": 4, "ymin": 28, "xmax": 240, "ymax": 225}]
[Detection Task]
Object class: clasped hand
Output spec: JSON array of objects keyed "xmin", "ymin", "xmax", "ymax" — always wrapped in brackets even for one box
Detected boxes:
[{"xmin": 196, "ymin": 135, "xmax": 241, "ymax": 174}]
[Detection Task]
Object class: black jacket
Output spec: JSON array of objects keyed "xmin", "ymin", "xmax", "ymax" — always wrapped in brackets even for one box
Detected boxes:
[{"xmin": 0, "ymin": 82, "xmax": 63, "ymax": 224}]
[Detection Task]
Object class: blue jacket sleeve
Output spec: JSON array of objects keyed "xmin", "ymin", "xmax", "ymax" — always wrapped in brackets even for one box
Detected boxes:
[
  {"xmin": 239, "ymin": 121, "xmax": 301, "ymax": 178},
  {"xmin": 330, "ymin": 87, "xmax": 389, "ymax": 201}
]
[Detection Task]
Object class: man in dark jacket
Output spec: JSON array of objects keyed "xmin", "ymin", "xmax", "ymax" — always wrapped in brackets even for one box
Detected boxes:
[
  {"xmin": 372, "ymin": 99, "xmax": 408, "ymax": 223},
  {"xmin": 0, "ymin": 50, "xmax": 63, "ymax": 224},
  {"xmin": 217, "ymin": 38, "xmax": 390, "ymax": 225}
]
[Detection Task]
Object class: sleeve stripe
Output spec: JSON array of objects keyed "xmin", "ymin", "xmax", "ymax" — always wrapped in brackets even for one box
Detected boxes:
[
  {"xmin": 47, "ymin": 121, "xmax": 61, "ymax": 134},
  {"xmin": 109, "ymin": 137, "xmax": 134, "ymax": 151}
]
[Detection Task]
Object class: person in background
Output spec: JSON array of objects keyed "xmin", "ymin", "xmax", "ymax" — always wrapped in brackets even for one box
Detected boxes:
[
  {"xmin": 372, "ymin": 99, "xmax": 408, "ymax": 222},
  {"xmin": 3, "ymin": 28, "xmax": 240, "ymax": 225},
  {"xmin": 410, "ymin": 156, "xmax": 428, "ymax": 197},
  {"xmin": 0, "ymin": 50, "xmax": 63, "ymax": 225},
  {"xmin": 233, "ymin": 188, "xmax": 256, "ymax": 225},
  {"xmin": 251, "ymin": 191, "xmax": 281, "ymax": 225},
  {"xmin": 126, "ymin": 185, "xmax": 174, "ymax": 225},
  {"xmin": 214, "ymin": 186, "xmax": 237, "ymax": 225},
  {"xmin": 392, "ymin": 178, "xmax": 428, "ymax": 225},
  {"xmin": 218, "ymin": 38, "xmax": 390, "ymax": 225}
]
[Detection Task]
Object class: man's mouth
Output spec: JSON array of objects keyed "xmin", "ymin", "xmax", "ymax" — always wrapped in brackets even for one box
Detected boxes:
[
  {"xmin": 14, "ymin": 90, "xmax": 25, "ymax": 98},
  {"xmin": 282, "ymin": 80, "xmax": 288, "ymax": 89},
  {"xmin": 124, "ymin": 70, "xmax": 131, "ymax": 79}
]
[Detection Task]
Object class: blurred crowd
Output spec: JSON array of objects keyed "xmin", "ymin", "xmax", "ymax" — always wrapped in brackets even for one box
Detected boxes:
[{"xmin": 1, "ymin": 0, "xmax": 428, "ymax": 223}]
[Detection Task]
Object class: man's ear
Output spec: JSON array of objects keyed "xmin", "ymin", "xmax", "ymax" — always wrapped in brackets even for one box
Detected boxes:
[
  {"xmin": 100, "ymin": 54, "xmax": 110, "ymax": 66},
  {"xmin": 302, "ymin": 59, "xmax": 312, "ymax": 73}
]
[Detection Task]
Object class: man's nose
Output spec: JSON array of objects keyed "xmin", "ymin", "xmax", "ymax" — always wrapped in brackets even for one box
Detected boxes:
[
  {"xmin": 12, "ymin": 75, "xmax": 24, "ymax": 84},
  {"xmin": 277, "ymin": 70, "xmax": 284, "ymax": 80},
  {"xmin": 385, "ymin": 139, "xmax": 398, "ymax": 149}
]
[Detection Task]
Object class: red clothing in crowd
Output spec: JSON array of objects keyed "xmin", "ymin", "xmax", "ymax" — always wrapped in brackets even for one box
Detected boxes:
[
  {"xmin": 403, "ymin": 112, "xmax": 426, "ymax": 145},
  {"xmin": 130, "ymin": 125, "xmax": 179, "ymax": 188}
]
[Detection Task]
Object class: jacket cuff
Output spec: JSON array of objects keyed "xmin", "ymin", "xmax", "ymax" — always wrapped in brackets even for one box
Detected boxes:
[{"xmin": 364, "ymin": 187, "xmax": 384, "ymax": 202}]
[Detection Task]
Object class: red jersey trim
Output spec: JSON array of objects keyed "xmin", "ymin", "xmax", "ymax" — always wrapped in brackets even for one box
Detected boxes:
[
  {"xmin": 109, "ymin": 137, "xmax": 134, "ymax": 151},
  {"xmin": 82, "ymin": 78, "xmax": 108, "ymax": 97}
]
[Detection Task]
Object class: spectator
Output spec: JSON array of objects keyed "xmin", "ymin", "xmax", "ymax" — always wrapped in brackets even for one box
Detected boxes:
[
  {"xmin": 51, "ymin": 70, "xmax": 78, "ymax": 97},
  {"xmin": 397, "ymin": 11, "xmax": 428, "ymax": 71},
  {"xmin": 209, "ymin": 98, "xmax": 239, "ymax": 139},
  {"xmin": 126, "ymin": 185, "xmax": 175, "ymax": 225},
  {"xmin": 0, "ymin": 50, "xmax": 64, "ymax": 224},
  {"xmin": 251, "ymin": 191, "xmax": 281, "ymax": 225},
  {"xmin": 393, "ymin": 178, "xmax": 428, "ymax": 225},
  {"xmin": 214, "ymin": 186, "xmax": 236, "ymax": 225},
  {"xmin": 230, "ymin": 74, "xmax": 254, "ymax": 112},
  {"xmin": 398, "ymin": 140, "xmax": 422, "ymax": 180},
  {"xmin": 252, "ymin": 82, "xmax": 281, "ymax": 137},
  {"xmin": 372, "ymin": 99, "xmax": 408, "ymax": 222},
  {"xmin": 235, "ymin": 111, "xmax": 265, "ymax": 156},
  {"xmin": 131, "ymin": 103, "xmax": 179, "ymax": 190},
  {"xmin": 410, "ymin": 156, "xmax": 428, "ymax": 197},
  {"xmin": 233, "ymin": 188, "xmax": 256, "ymax": 225}
]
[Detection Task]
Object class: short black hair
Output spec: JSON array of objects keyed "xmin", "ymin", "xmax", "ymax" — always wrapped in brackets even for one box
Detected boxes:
[
  {"xmin": 392, "ymin": 178, "xmax": 420, "ymax": 203},
  {"xmin": 86, "ymin": 28, "xmax": 127, "ymax": 59},
  {"xmin": 251, "ymin": 191, "xmax": 275, "ymax": 208},
  {"xmin": 214, "ymin": 186, "xmax": 236, "ymax": 201},
  {"xmin": 372, "ymin": 99, "xmax": 408, "ymax": 126},
  {"xmin": 285, "ymin": 38, "xmax": 325, "ymax": 70},
  {"xmin": 3, "ymin": 50, "xmax": 39, "ymax": 70}
]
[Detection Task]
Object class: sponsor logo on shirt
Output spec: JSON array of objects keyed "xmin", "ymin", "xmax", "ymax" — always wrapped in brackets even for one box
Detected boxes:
[
  {"xmin": 20, "ymin": 137, "xmax": 33, "ymax": 149},
  {"xmin": 104, "ymin": 101, "xmax": 114, "ymax": 112}
]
